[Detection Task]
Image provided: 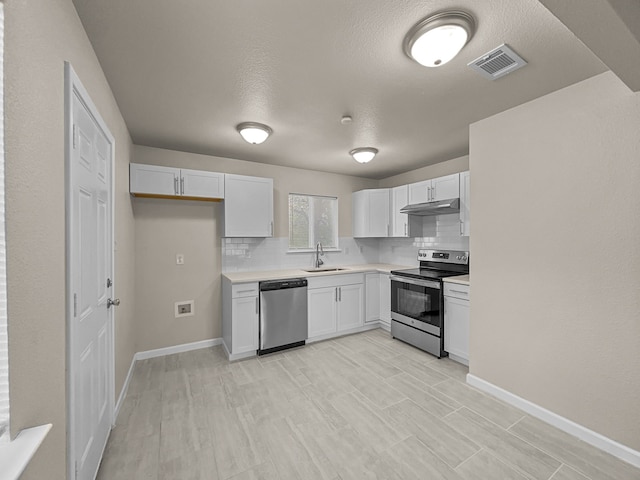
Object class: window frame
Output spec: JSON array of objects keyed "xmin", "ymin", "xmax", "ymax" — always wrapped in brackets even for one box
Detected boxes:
[{"xmin": 287, "ymin": 193, "xmax": 340, "ymax": 252}]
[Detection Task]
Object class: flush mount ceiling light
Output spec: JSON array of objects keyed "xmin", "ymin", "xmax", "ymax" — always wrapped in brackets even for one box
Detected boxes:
[
  {"xmin": 236, "ymin": 122, "xmax": 272, "ymax": 144},
  {"xmin": 350, "ymin": 147, "xmax": 378, "ymax": 164},
  {"xmin": 404, "ymin": 11, "xmax": 475, "ymax": 68}
]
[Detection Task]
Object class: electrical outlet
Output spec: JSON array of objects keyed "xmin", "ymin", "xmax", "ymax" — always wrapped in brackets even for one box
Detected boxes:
[
  {"xmin": 174, "ymin": 300, "xmax": 194, "ymax": 318},
  {"xmin": 176, "ymin": 254, "xmax": 185, "ymax": 265}
]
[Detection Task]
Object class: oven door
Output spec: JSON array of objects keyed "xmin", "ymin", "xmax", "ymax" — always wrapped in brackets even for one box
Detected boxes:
[{"xmin": 390, "ymin": 276, "xmax": 442, "ymax": 336}]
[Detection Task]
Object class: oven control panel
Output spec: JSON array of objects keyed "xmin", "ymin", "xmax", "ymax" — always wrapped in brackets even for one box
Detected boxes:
[{"xmin": 418, "ymin": 249, "xmax": 469, "ymax": 264}]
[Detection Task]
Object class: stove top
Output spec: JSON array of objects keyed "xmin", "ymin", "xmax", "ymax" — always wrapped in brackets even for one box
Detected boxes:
[
  {"xmin": 390, "ymin": 249, "xmax": 469, "ymax": 281},
  {"xmin": 390, "ymin": 268, "xmax": 466, "ymax": 281}
]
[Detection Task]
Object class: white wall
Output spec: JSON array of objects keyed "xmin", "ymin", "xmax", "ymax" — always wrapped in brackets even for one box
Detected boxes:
[
  {"xmin": 469, "ymin": 71, "xmax": 640, "ymax": 451},
  {"xmin": 4, "ymin": 0, "xmax": 136, "ymax": 478}
]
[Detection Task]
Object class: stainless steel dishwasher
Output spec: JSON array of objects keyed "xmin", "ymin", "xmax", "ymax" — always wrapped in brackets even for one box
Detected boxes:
[{"xmin": 259, "ymin": 278, "xmax": 308, "ymax": 355}]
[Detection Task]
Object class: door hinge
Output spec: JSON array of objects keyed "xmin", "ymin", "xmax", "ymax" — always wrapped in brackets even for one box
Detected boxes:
[
  {"xmin": 107, "ymin": 278, "xmax": 112, "ymax": 288},
  {"xmin": 73, "ymin": 293, "xmax": 77, "ymax": 317}
]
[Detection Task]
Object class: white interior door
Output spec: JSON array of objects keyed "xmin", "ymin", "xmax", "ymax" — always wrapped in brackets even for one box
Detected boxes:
[{"xmin": 67, "ymin": 64, "xmax": 114, "ymax": 480}]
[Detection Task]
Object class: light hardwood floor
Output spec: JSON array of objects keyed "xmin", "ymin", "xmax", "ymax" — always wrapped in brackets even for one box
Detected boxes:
[{"xmin": 97, "ymin": 329, "xmax": 640, "ymax": 479}]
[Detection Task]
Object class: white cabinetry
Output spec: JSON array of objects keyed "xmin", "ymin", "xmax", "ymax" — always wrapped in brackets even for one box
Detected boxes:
[
  {"xmin": 224, "ymin": 174, "xmax": 274, "ymax": 237},
  {"xmin": 307, "ymin": 274, "xmax": 364, "ymax": 341},
  {"xmin": 365, "ymin": 272, "xmax": 391, "ymax": 329},
  {"xmin": 353, "ymin": 189, "xmax": 390, "ymax": 238},
  {"xmin": 390, "ymin": 185, "xmax": 409, "ymax": 237},
  {"xmin": 130, "ymin": 163, "xmax": 224, "ymax": 200},
  {"xmin": 379, "ymin": 273, "xmax": 391, "ymax": 328},
  {"xmin": 443, "ymin": 282, "xmax": 470, "ymax": 365},
  {"xmin": 365, "ymin": 273, "xmax": 380, "ymax": 324},
  {"xmin": 460, "ymin": 170, "xmax": 470, "ymax": 236},
  {"xmin": 408, "ymin": 173, "xmax": 460, "ymax": 204},
  {"xmin": 222, "ymin": 280, "xmax": 259, "ymax": 360}
]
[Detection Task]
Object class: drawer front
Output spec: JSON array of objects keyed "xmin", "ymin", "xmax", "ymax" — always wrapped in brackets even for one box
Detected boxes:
[
  {"xmin": 306, "ymin": 273, "xmax": 364, "ymax": 289},
  {"xmin": 232, "ymin": 282, "xmax": 259, "ymax": 298},
  {"xmin": 444, "ymin": 282, "xmax": 470, "ymax": 301}
]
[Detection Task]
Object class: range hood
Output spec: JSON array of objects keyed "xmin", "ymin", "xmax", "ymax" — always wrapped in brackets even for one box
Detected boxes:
[{"xmin": 400, "ymin": 198, "xmax": 460, "ymax": 216}]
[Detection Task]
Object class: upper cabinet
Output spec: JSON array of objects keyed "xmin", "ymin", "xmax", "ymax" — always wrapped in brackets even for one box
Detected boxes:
[
  {"xmin": 408, "ymin": 173, "xmax": 460, "ymax": 204},
  {"xmin": 390, "ymin": 185, "xmax": 409, "ymax": 237},
  {"xmin": 130, "ymin": 163, "xmax": 224, "ymax": 200},
  {"xmin": 460, "ymin": 171, "xmax": 470, "ymax": 236},
  {"xmin": 223, "ymin": 174, "xmax": 274, "ymax": 238},
  {"xmin": 353, "ymin": 188, "xmax": 390, "ymax": 238}
]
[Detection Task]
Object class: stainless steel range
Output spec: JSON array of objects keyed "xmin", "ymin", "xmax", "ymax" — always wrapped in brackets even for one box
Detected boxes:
[{"xmin": 390, "ymin": 249, "xmax": 469, "ymax": 358}]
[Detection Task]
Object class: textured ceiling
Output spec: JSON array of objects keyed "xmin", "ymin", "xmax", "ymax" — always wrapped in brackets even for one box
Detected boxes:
[{"xmin": 73, "ymin": 0, "xmax": 606, "ymax": 179}]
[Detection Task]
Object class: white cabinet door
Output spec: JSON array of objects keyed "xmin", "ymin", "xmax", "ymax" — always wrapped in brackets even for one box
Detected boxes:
[
  {"xmin": 232, "ymin": 295, "xmax": 259, "ymax": 354},
  {"xmin": 368, "ymin": 189, "xmax": 390, "ymax": 237},
  {"xmin": 352, "ymin": 189, "xmax": 389, "ymax": 238},
  {"xmin": 130, "ymin": 163, "xmax": 179, "ymax": 196},
  {"xmin": 408, "ymin": 179, "xmax": 430, "ymax": 204},
  {"xmin": 337, "ymin": 283, "xmax": 364, "ymax": 332},
  {"xmin": 432, "ymin": 173, "xmax": 460, "ymax": 201},
  {"xmin": 444, "ymin": 296, "xmax": 470, "ymax": 364},
  {"xmin": 308, "ymin": 287, "xmax": 337, "ymax": 339},
  {"xmin": 181, "ymin": 168, "xmax": 225, "ymax": 199},
  {"xmin": 379, "ymin": 273, "xmax": 391, "ymax": 326},
  {"xmin": 460, "ymin": 171, "xmax": 470, "ymax": 236},
  {"xmin": 391, "ymin": 185, "xmax": 409, "ymax": 237},
  {"xmin": 365, "ymin": 274, "xmax": 380, "ymax": 323},
  {"xmin": 352, "ymin": 190, "xmax": 366, "ymax": 238},
  {"xmin": 224, "ymin": 174, "xmax": 274, "ymax": 237}
]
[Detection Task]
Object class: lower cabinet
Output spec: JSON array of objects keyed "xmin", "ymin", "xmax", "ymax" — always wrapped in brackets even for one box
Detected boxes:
[
  {"xmin": 308, "ymin": 274, "xmax": 364, "ymax": 341},
  {"xmin": 365, "ymin": 272, "xmax": 392, "ymax": 329},
  {"xmin": 222, "ymin": 279, "xmax": 259, "ymax": 359},
  {"xmin": 443, "ymin": 282, "xmax": 470, "ymax": 365}
]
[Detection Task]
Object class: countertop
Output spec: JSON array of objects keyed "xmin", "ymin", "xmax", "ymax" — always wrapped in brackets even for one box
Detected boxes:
[
  {"xmin": 223, "ymin": 263, "xmax": 412, "ymax": 283},
  {"xmin": 443, "ymin": 274, "xmax": 470, "ymax": 286}
]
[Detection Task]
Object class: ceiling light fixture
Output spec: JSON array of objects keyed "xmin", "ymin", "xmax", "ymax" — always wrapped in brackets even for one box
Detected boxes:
[
  {"xmin": 404, "ymin": 11, "xmax": 475, "ymax": 68},
  {"xmin": 350, "ymin": 147, "xmax": 378, "ymax": 164},
  {"xmin": 236, "ymin": 122, "xmax": 273, "ymax": 144}
]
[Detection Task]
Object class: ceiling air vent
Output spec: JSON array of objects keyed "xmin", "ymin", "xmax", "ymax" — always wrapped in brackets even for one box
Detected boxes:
[{"xmin": 468, "ymin": 44, "xmax": 527, "ymax": 80}]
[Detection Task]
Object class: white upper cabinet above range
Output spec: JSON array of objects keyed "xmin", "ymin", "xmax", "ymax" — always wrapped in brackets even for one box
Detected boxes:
[
  {"xmin": 408, "ymin": 173, "xmax": 460, "ymax": 204},
  {"xmin": 223, "ymin": 174, "xmax": 274, "ymax": 238},
  {"xmin": 130, "ymin": 163, "xmax": 224, "ymax": 200},
  {"xmin": 353, "ymin": 188, "xmax": 390, "ymax": 238}
]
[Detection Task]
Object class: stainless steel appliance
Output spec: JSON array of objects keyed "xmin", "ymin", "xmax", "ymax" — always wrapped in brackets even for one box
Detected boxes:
[
  {"xmin": 390, "ymin": 250, "xmax": 469, "ymax": 358},
  {"xmin": 259, "ymin": 278, "xmax": 308, "ymax": 355}
]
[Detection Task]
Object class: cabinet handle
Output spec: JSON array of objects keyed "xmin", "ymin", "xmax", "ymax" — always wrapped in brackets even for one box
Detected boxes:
[
  {"xmin": 180, "ymin": 177, "xmax": 184, "ymax": 195},
  {"xmin": 427, "ymin": 186, "xmax": 431, "ymax": 201},
  {"xmin": 404, "ymin": 223, "xmax": 407, "ymax": 236},
  {"xmin": 174, "ymin": 177, "xmax": 179, "ymax": 195},
  {"xmin": 460, "ymin": 220, "xmax": 464, "ymax": 236},
  {"xmin": 236, "ymin": 289, "xmax": 255, "ymax": 294},
  {"xmin": 339, "ymin": 287, "xmax": 341, "ymax": 302},
  {"xmin": 449, "ymin": 289, "xmax": 468, "ymax": 295},
  {"xmin": 432, "ymin": 185, "xmax": 436, "ymax": 201},
  {"xmin": 335, "ymin": 288, "xmax": 338, "ymax": 302},
  {"xmin": 270, "ymin": 222, "xmax": 273, "ymax": 236},
  {"xmin": 256, "ymin": 297, "xmax": 259, "ymax": 314}
]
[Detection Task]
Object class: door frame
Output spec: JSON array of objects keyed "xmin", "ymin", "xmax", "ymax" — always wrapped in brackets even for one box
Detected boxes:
[{"xmin": 64, "ymin": 62, "xmax": 116, "ymax": 480}]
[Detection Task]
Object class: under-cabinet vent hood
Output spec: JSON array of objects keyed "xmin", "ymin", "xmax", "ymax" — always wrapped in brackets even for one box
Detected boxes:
[{"xmin": 400, "ymin": 198, "xmax": 460, "ymax": 216}]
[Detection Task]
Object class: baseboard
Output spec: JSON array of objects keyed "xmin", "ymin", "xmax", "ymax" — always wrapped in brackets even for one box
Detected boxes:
[
  {"xmin": 135, "ymin": 337, "xmax": 223, "ymax": 361},
  {"xmin": 466, "ymin": 374, "xmax": 640, "ymax": 469},
  {"xmin": 114, "ymin": 353, "xmax": 136, "ymax": 422}
]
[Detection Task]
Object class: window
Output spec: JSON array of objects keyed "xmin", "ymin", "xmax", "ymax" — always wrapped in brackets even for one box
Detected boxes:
[
  {"xmin": 0, "ymin": 1, "xmax": 9, "ymax": 442},
  {"xmin": 288, "ymin": 194, "xmax": 338, "ymax": 250}
]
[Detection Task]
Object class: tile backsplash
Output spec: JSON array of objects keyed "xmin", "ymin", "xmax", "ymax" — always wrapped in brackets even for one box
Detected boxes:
[{"xmin": 222, "ymin": 232, "xmax": 469, "ymax": 272}]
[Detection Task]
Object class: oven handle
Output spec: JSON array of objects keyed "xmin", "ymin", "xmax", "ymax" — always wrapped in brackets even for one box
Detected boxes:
[{"xmin": 390, "ymin": 275, "xmax": 441, "ymax": 290}]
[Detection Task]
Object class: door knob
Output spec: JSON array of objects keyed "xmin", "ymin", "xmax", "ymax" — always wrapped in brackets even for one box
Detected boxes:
[{"xmin": 107, "ymin": 298, "xmax": 120, "ymax": 308}]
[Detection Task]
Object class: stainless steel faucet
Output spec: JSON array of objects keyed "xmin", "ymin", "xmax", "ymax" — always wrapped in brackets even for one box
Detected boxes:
[{"xmin": 315, "ymin": 242, "xmax": 324, "ymax": 268}]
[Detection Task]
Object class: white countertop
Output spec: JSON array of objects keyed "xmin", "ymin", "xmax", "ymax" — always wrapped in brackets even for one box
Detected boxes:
[
  {"xmin": 223, "ymin": 263, "xmax": 412, "ymax": 283},
  {"xmin": 443, "ymin": 274, "xmax": 470, "ymax": 286}
]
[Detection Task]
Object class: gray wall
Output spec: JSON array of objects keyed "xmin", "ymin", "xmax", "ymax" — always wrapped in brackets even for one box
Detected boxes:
[
  {"xmin": 469, "ymin": 71, "xmax": 640, "ymax": 451},
  {"xmin": 5, "ymin": 0, "xmax": 136, "ymax": 478}
]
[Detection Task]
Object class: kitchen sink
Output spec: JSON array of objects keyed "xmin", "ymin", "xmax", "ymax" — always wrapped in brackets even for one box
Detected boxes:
[{"xmin": 302, "ymin": 267, "xmax": 348, "ymax": 273}]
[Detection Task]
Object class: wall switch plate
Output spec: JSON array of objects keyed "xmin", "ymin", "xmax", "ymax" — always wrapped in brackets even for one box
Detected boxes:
[
  {"xmin": 176, "ymin": 254, "xmax": 184, "ymax": 265},
  {"xmin": 175, "ymin": 300, "xmax": 194, "ymax": 318}
]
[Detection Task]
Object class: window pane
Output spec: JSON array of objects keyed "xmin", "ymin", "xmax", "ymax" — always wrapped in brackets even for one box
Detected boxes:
[{"xmin": 288, "ymin": 194, "xmax": 338, "ymax": 250}]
